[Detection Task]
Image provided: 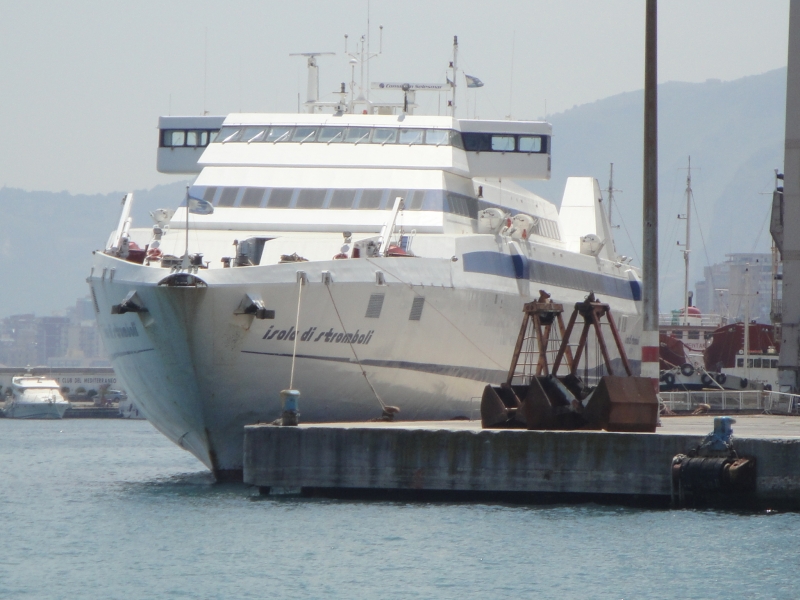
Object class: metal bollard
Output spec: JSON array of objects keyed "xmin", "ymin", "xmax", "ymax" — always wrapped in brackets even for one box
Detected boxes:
[{"xmin": 280, "ymin": 389, "xmax": 300, "ymax": 426}]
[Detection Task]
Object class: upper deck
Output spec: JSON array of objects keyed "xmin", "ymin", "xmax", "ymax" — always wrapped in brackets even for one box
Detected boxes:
[{"xmin": 157, "ymin": 114, "xmax": 551, "ymax": 180}]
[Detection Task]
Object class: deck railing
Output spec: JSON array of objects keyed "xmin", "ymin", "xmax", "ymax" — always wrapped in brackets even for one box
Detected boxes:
[
  {"xmin": 658, "ymin": 313, "xmax": 725, "ymax": 328},
  {"xmin": 658, "ymin": 390, "xmax": 800, "ymax": 414}
]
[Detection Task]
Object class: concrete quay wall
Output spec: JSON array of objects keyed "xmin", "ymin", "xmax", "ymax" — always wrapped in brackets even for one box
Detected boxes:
[{"xmin": 243, "ymin": 425, "xmax": 800, "ymax": 504}]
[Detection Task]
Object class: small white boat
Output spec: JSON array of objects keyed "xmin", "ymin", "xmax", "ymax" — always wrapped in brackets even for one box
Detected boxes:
[{"xmin": 4, "ymin": 376, "xmax": 71, "ymax": 419}]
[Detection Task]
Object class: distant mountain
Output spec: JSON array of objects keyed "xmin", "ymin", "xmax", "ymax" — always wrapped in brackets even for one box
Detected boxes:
[
  {"xmin": 0, "ymin": 68, "xmax": 787, "ymax": 317},
  {"xmin": 0, "ymin": 181, "xmax": 188, "ymax": 317},
  {"xmin": 526, "ymin": 67, "xmax": 786, "ymax": 311}
]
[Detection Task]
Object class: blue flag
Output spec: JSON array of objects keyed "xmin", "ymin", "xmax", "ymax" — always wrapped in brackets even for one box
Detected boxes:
[
  {"xmin": 465, "ymin": 74, "xmax": 484, "ymax": 88},
  {"xmin": 187, "ymin": 195, "xmax": 214, "ymax": 215}
]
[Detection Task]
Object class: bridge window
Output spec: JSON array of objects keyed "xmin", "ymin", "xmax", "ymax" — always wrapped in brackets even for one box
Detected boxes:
[
  {"xmin": 318, "ymin": 127, "xmax": 345, "ymax": 143},
  {"xmin": 372, "ymin": 128, "xmax": 398, "ymax": 144},
  {"xmin": 345, "ymin": 127, "xmax": 371, "ymax": 143},
  {"xmin": 242, "ymin": 127, "xmax": 267, "ymax": 143},
  {"xmin": 398, "ymin": 128, "xmax": 424, "ymax": 145},
  {"xmin": 491, "ymin": 135, "xmax": 515, "ymax": 152},
  {"xmin": 425, "ymin": 130, "xmax": 449, "ymax": 146},
  {"xmin": 167, "ymin": 131, "xmax": 185, "ymax": 146},
  {"xmin": 266, "ymin": 127, "xmax": 293, "ymax": 142},
  {"xmin": 293, "ymin": 127, "xmax": 318, "ymax": 143},
  {"xmin": 215, "ymin": 127, "xmax": 241, "ymax": 143},
  {"xmin": 519, "ymin": 136, "xmax": 542, "ymax": 153}
]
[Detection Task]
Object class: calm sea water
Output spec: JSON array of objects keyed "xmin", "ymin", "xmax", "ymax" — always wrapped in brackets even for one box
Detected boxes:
[{"xmin": 1, "ymin": 419, "xmax": 799, "ymax": 599}]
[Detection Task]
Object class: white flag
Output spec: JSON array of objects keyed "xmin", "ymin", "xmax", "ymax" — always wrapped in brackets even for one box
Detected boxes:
[
  {"xmin": 187, "ymin": 195, "xmax": 214, "ymax": 215},
  {"xmin": 465, "ymin": 74, "xmax": 484, "ymax": 88}
]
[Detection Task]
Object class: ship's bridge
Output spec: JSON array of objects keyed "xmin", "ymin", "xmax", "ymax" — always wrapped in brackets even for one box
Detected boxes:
[
  {"xmin": 156, "ymin": 113, "xmax": 551, "ymax": 180},
  {"xmin": 157, "ymin": 116, "xmax": 225, "ymax": 174}
]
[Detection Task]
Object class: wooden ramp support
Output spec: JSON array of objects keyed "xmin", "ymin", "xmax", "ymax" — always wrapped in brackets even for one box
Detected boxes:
[{"xmin": 482, "ymin": 291, "xmax": 658, "ymax": 432}]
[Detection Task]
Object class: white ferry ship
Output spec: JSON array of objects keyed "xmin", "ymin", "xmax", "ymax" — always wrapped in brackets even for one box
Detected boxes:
[{"xmin": 88, "ymin": 40, "xmax": 644, "ymax": 478}]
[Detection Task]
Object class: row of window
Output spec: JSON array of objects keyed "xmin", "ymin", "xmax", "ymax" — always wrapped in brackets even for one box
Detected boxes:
[
  {"xmin": 161, "ymin": 129, "xmax": 220, "ymax": 148},
  {"xmin": 214, "ymin": 125, "xmax": 464, "ymax": 148},
  {"xmin": 462, "ymin": 132, "xmax": 548, "ymax": 154},
  {"xmin": 671, "ymin": 330, "xmax": 710, "ymax": 340},
  {"xmin": 188, "ymin": 185, "xmax": 560, "ymax": 238},
  {"xmin": 736, "ymin": 357, "xmax": 779, "ymax": 369},
  {"xmin": 208, "ymin": 125, "xmax": 549, "ymax": 154},
  {"xmin": 197, "ymin": 186, "xmax": 464, "ymax": 213}
]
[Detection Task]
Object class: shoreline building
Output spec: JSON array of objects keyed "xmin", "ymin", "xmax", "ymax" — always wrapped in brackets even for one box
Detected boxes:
[{"xmin": 694, "ymin": 253, "xmax": 779, "ymax": 324}]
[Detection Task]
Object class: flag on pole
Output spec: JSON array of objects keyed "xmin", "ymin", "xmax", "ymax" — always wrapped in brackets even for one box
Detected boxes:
[
  {"xmin": 465, "ymin": 74, "xmax": 484, "ymax": 88},
  {"xmin": 187, "ymin": 194, "xmax": 214, "ymax": 215}
]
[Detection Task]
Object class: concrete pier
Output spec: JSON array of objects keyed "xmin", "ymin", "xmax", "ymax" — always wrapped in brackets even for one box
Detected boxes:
[{"xmin": 243, "ymin": 416, "xmax": 800, "ymax": 508}]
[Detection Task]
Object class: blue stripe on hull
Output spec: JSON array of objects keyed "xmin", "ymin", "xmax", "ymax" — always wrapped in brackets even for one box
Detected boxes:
[{"xmin": 462, "ymin": 251, "xmax": 641, "ymax": 301}]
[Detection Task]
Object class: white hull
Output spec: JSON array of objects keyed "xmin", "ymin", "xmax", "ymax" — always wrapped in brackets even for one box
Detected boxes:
[
  {"xmin": 5, "ymin": 400, "xmax": 69, "ymax": 419},
  {"xmin": 90, "ymin": 243, "xmax": 642, "ymax": 475}
]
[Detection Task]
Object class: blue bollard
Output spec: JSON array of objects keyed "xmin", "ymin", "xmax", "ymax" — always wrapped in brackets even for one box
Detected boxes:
[{"xmin": 280, "ymin": 389, "xmax": 300, "ymax": 426}]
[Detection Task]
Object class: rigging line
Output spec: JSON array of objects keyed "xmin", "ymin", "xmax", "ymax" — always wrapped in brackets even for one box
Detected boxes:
[
  {"xmin": 289, "ymin": 281, "xmax": 303, "ymax": 390},
  {"xmin": 690, "ymin": 187, "xmax": 717, "ymax": 308},
  {"xmin": 658, "ymin": 167, "xmax": 685, "ymax": 305},
  {"xmin": 364, "ymin": 258, "xmax": 505, "ymax": 370},
  {"xmin": 324, "ymin": 283, "xmax": 386, "ymax": 410},
  {"xmin": 749, "ymin": 207, "xmax": 771, "ymax": 254},
  {"xmin": 611, "ymin": 204, "xmax": 641, "ymax": 265}
]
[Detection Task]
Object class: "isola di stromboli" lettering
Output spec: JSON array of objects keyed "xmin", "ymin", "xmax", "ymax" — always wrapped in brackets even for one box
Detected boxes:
[{"xmin": 262, "ymin": 325, "xmax": 375, "ymax": 345}]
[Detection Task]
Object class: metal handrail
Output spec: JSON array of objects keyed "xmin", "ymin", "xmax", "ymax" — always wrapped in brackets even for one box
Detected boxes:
[
  {"xmin": 658, "ymin": 313, "xmax": 725, "ymax": 328},
  {"xmin": 658, "ymin": 390, "xmax": 800, "ymax": 414}
]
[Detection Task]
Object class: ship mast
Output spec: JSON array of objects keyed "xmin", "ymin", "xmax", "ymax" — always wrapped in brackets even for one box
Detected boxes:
[
  {"xmin": 450, "ymin": 36, "xmax": 458, "ymax": 117},
  {"xmin": 605, "ymin": 163, "xmax": 621, "ymax": 229},
  {"xmin": 744, "ymin": 263, "xmax": 751, "ymax": 381},
  {"xmin": 679, "ymin": 156, "xmax": 693, "ymax": 325}
]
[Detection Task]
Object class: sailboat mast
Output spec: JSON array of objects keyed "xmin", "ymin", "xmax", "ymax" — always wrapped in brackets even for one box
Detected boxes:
[
  {"xmin": 682, "ymin": 156, "xmax": 692, "ymax": 325},
  {"xmin": 607, "ymin": 163, "xmax": 615, "ymax": 227},
  {"xmin": 744, "ymin": 263, "xmax": 751, "ymax": 380}
]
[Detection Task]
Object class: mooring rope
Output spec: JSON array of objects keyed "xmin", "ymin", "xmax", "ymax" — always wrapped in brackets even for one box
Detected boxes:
[
  {"xmin": 325, "ymin": 283, "xmax": 386, "ymax": 410},
  {"xmin": 289, "ymin": 280, "xmax": 303, "ymax": 390}
]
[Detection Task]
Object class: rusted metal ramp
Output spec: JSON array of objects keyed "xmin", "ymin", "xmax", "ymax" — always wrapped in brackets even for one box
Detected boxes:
[{"xmin": 482, "ymin": 291, "xmax": 658, "ymax": 432}]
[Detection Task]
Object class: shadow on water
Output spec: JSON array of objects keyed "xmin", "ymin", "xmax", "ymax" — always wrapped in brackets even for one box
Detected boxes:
[
  {"xmin": 117, "ymin": 470, "xmax": 250, "ymax": 500},
  {"xmin": 115, "ymin": 471, "xmax": 792, "ymax": 518}
]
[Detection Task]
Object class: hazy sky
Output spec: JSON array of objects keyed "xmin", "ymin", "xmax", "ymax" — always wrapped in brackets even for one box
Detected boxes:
[{"xmin": 0, "ymin": 0, "xmax": 790, "ymax": 195}]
